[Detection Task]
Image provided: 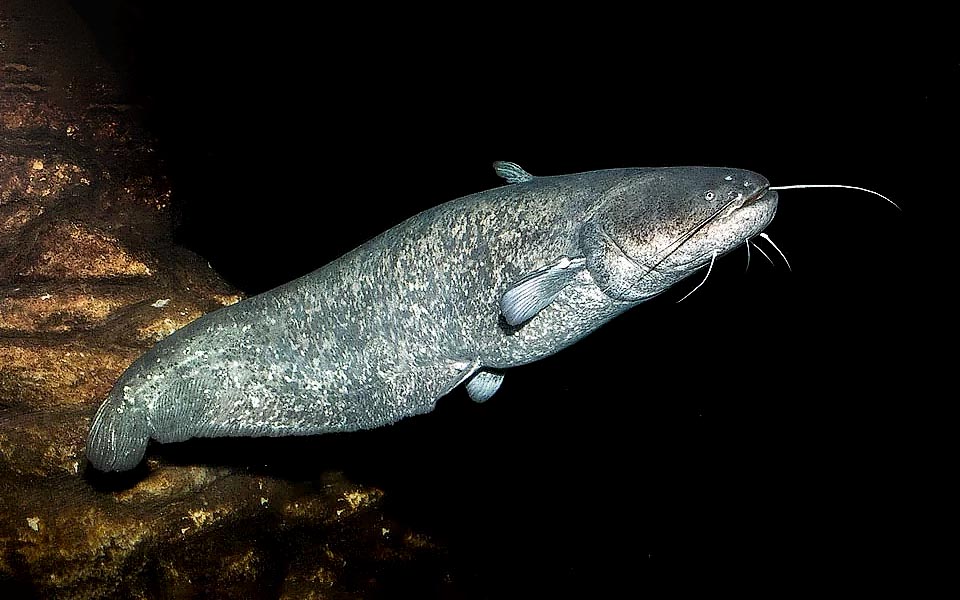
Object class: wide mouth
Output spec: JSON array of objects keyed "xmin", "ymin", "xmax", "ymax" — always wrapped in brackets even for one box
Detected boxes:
[{"xmin": 741, "ymin": 185, "xmax": 774, "ymax": 208}]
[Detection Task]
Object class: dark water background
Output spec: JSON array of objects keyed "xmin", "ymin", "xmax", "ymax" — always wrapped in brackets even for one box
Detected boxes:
[{"xmin": 69, "ymin": 3, "xmax": 945, "ymax": 595}]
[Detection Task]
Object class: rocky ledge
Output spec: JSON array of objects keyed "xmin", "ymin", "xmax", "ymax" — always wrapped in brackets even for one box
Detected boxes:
[{"xmin": 0, "ymin": 2, "xmax": 447, "ymax": 597}]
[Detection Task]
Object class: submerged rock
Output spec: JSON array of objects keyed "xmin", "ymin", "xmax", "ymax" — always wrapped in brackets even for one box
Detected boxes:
[{"xmin": 0, "ymin": 1, "xmax": 447, "ymax": 597}]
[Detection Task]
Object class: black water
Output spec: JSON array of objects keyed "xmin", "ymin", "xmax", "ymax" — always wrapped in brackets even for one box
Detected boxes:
[{"xmin": 69, "ymin": 3, "xmax": 942, "ymax": 596}]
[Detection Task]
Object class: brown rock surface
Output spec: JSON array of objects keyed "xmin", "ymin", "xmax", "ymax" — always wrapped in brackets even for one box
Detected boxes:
[{"xmin": 0, "ymin": 2, "xmax": 447, "ymax": 597}]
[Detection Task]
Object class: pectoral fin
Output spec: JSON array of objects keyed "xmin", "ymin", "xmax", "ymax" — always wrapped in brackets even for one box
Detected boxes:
[
  {"xmin": 465, "ymin": 369, "xmax": 504, "ymax": 403},
  {"xmin": 500, "ymin": 256, "xmax": 586, "ymax": 326}
]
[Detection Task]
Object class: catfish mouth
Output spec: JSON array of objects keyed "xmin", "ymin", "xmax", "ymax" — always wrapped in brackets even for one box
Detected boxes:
[{"xmin": 741, "ymin": 184, "xmax": 774, "ymax": 209}]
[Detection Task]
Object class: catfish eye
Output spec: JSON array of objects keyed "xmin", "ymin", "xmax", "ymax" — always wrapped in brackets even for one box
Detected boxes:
[
  {"xmin": 728, "ymin": 190, "xmax": 742, "ymax": 201},
  {"xmin": 704, "ymin": 191, "xmax": 716, "ymax": 201}
]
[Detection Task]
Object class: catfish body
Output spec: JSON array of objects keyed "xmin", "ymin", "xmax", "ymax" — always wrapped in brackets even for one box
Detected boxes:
[{"xmin": 87, "ymin": 164, "xmax": 778, "ymax": 471}]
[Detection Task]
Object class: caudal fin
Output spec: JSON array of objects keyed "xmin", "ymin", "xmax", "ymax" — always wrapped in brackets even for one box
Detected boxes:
[{"xmin": 86, "ymin": 391, "xmax": 150, "ymax": 472}]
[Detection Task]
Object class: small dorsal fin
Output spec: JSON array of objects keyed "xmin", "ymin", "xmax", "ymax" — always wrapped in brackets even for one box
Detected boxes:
[{"xmin": 493, "ymin": 161, "xmax": 535, "ymax": 184}]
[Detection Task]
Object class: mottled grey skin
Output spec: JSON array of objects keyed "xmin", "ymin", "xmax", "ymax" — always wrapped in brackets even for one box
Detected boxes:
[{"xmin": 87, "ymin": 164, "xmax": 778, "ymax": 471}]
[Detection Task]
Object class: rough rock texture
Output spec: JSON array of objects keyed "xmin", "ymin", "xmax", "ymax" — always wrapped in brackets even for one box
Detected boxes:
[{"xmin": 0, "ymin": 2, "xmax": 446, "ymax": 597}]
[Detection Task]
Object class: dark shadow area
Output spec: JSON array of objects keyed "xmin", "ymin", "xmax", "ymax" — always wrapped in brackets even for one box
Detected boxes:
[{"xmin": 64, "ymin": 2, "xmax": 938, "ymax": 595}]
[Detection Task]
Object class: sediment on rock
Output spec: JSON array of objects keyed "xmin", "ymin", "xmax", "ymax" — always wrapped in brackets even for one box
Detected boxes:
[{"xmin": 0, "ymin": 1, "xmax": 448, "ymax": 597}]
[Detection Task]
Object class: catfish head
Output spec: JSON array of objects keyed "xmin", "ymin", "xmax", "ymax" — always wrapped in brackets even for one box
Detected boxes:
[{"xmin": 581, "ymin": 167, "xmax": 779, "ymax": 302}]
